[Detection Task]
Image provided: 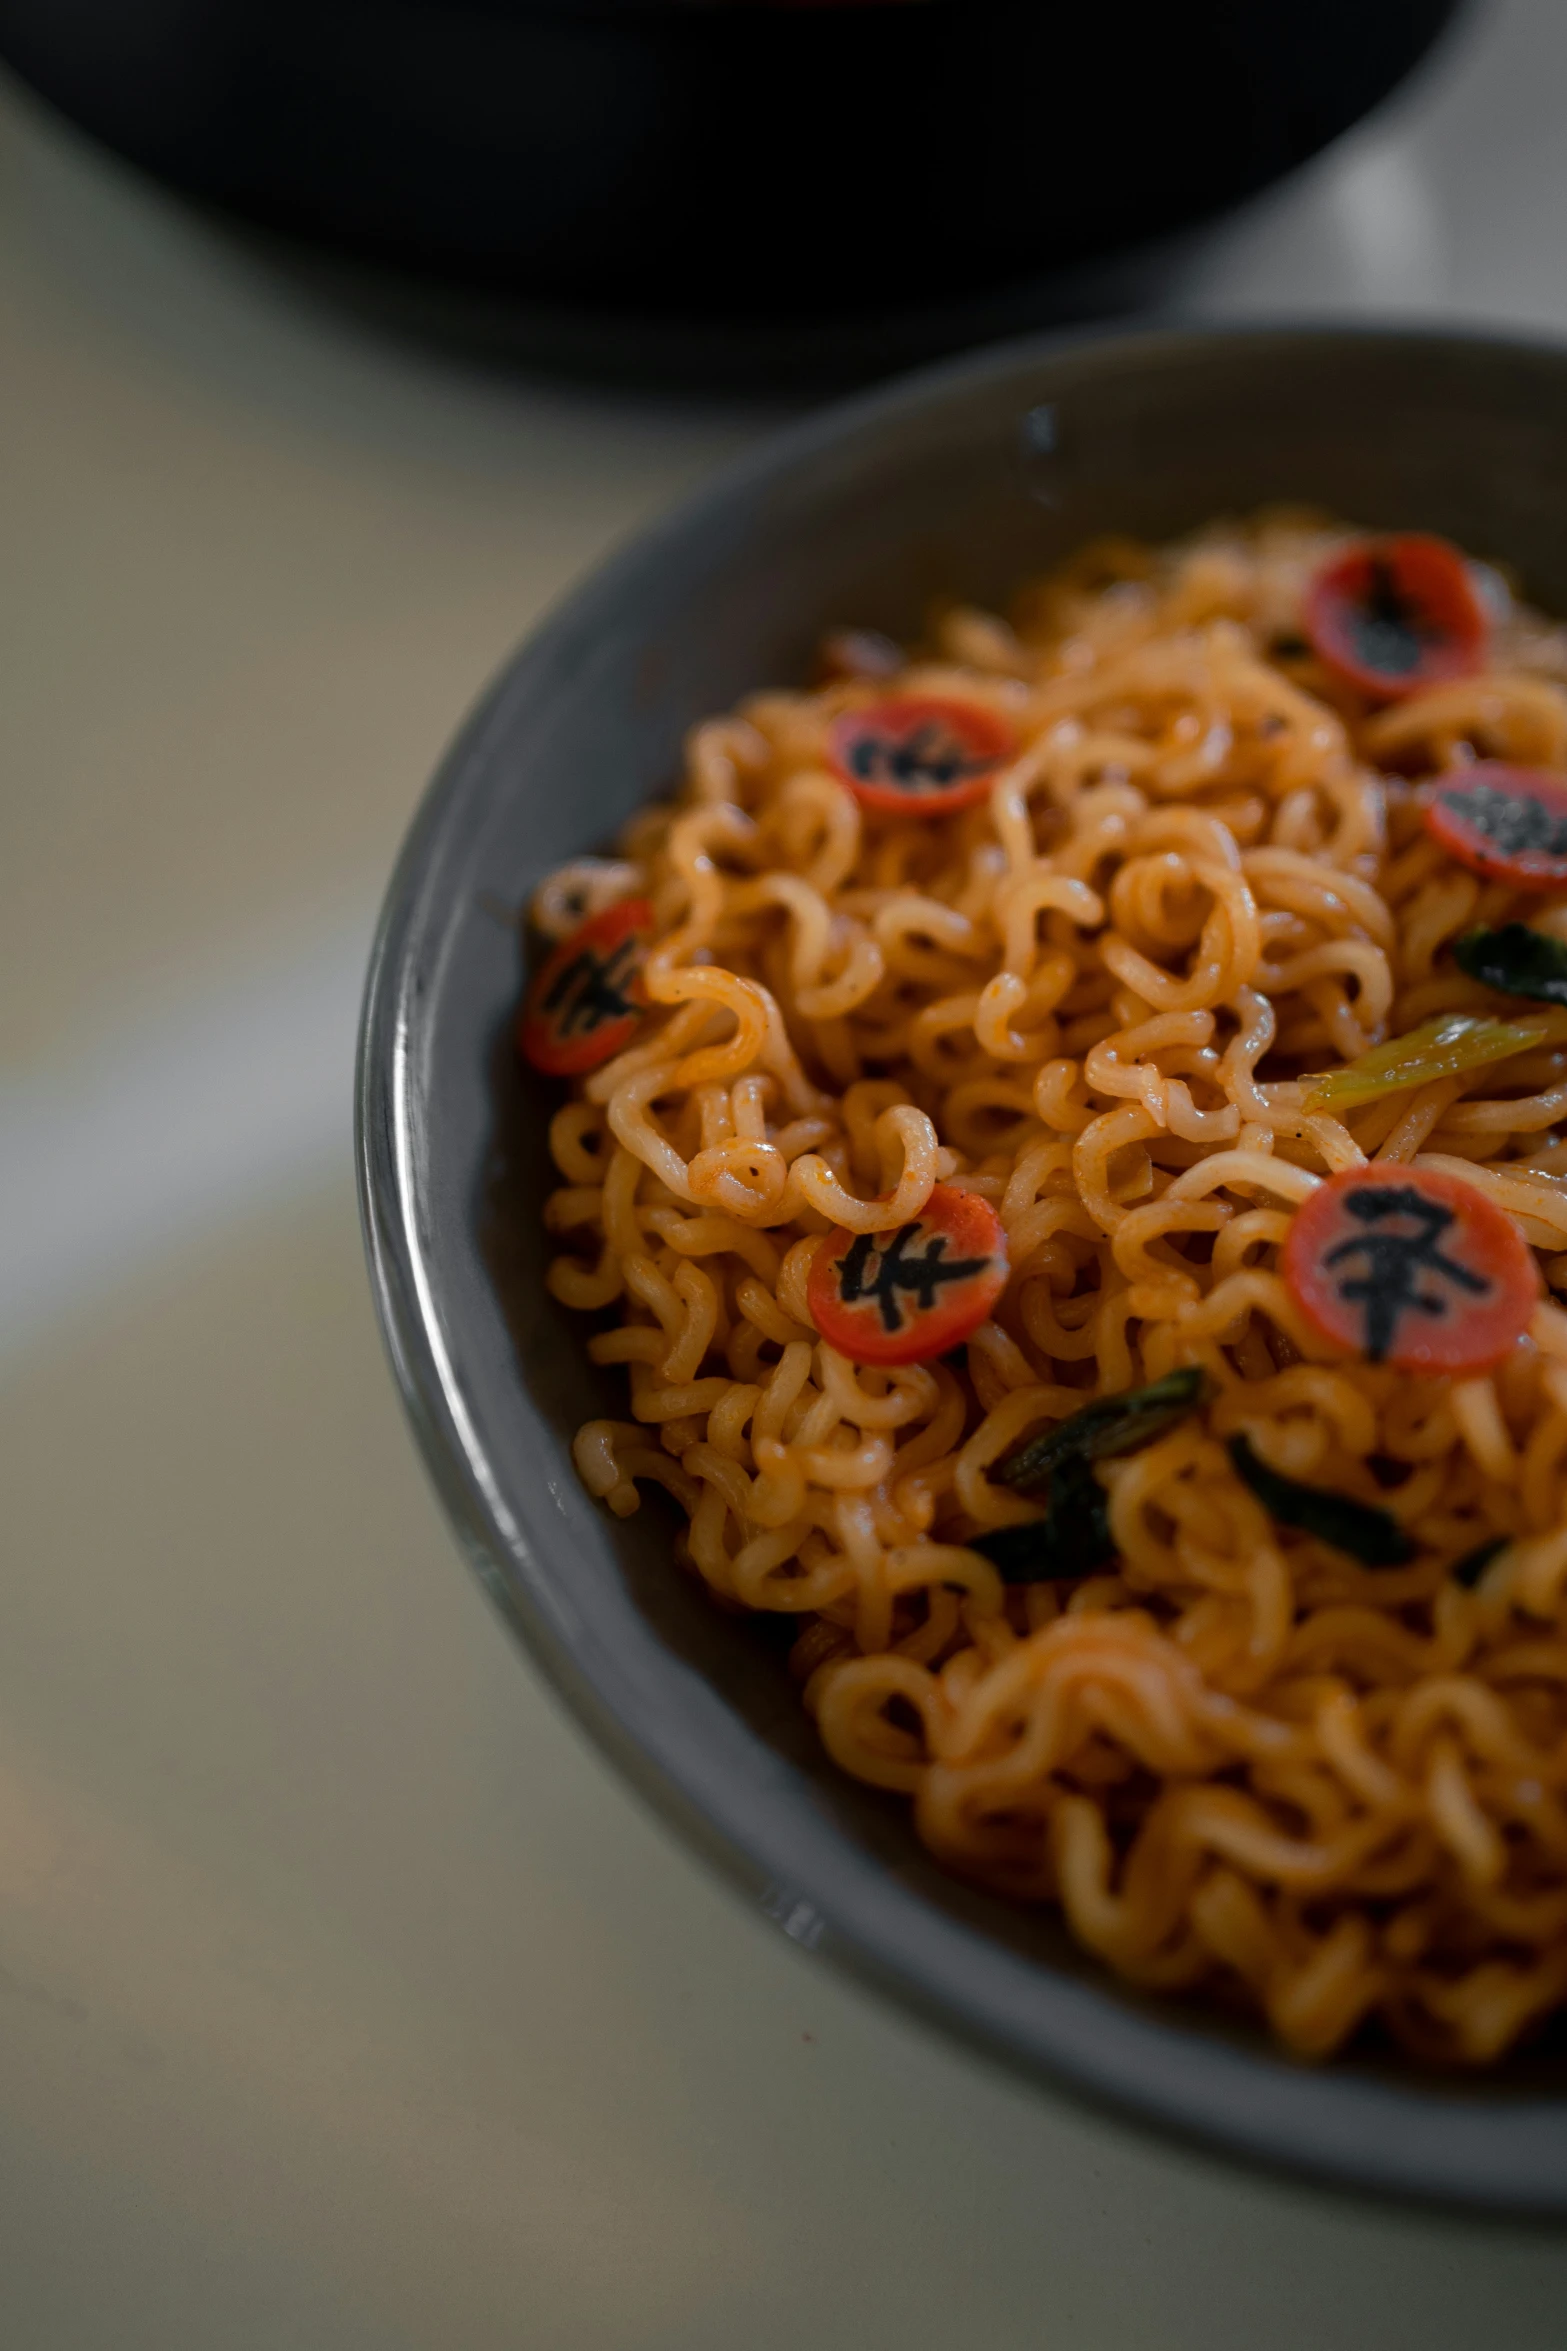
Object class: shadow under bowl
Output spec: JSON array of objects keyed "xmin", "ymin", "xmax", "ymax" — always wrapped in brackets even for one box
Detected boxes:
[{"xmin": 357, "ymin": 321, "xmax": 1567, "ymax": 2215}]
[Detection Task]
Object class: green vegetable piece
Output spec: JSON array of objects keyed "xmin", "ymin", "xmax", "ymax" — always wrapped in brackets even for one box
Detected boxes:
[
  {"xmin": 1454, "ymin": 923, "xmax": 1567, "ymax": 1007},
  {"xmin": 969, "ymin": 1455, "xmax": 1115, "ymax": 1584},
  {"xmin": 1228, "ymin": 1435, "xmax": 1415, "ymax": 1567},
  {"xmin": 994, "ymin": 1366, "xmax": 1210, "ymax": 1493},
  {"xmin": 970, "ymin": 1369, "xmax": 1208, "ymax": 1586},
  {"xmin": 1451, "ymin": 1536, "xmax": 1508, "ymax": 1589},
  {"xmin": 1300, "ymin": 1009, "xmax": 1556, "ymax": 1110}
]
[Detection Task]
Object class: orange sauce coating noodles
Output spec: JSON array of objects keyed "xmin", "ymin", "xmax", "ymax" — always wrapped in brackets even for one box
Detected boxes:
[{"xmin": 539, "ymin": 513, "xmax": 1567, "ymax": 2064}]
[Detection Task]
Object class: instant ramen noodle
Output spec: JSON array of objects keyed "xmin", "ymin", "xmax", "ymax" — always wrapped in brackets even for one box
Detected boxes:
[{"xmin": 526, "ymin": 513, "xmax": 1567, "ymax": 2065}]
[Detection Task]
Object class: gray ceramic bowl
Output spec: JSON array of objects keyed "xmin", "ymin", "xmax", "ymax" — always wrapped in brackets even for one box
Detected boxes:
[{"xmin": 357, "ymin": 323, "xmax": 1567, "ymax": 2215}]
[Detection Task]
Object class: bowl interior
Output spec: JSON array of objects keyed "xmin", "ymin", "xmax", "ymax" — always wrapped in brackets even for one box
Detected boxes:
[{"xmin": 359, "ymin": 325, "xmax": 1567, "ymax": 2212}]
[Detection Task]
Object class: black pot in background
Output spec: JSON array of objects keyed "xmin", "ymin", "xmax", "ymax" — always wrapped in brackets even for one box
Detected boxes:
[{"xmin": 0, "ymin": 1, "xmax": 1464, "ymax": 385}]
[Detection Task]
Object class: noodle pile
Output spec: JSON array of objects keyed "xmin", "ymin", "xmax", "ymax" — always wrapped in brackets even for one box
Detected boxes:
[{"xmin": 537, "ymin": 513, "xmax": 1567, "ymax": 2064}]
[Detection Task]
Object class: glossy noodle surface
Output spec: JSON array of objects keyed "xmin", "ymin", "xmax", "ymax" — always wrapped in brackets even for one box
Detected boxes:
[{"xmin": 532, "ymin": 514, "xmax": 1567, "ymax": 2065}]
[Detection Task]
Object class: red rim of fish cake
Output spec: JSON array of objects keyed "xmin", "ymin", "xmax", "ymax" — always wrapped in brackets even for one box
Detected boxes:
[
  {"xmin": 1304, "ymin": 534, "xmax": 1488, "ymax": 702},
  {"xmin": 808, "ymin": 1184, "xmax": 1009, "ymax": 1365},
  {"xmin": 519, "ymin": 896, "xmax": 655, "ymax": 1076},
  {"xmin": 1283, "ymin": 1164, "xmax": 1539, "ymax": 1375},
  {"xmin": 1425, "ymin": 763, "xmax": 1567, "ymax": 890},
  {"xmin": 826, "ymin": 695, "xmax": 1015, "ymax": 816}
]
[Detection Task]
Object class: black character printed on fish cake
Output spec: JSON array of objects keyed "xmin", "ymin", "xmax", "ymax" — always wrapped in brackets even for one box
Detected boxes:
[
  {"xmin": 836, "ymin": 1222, "xmax": 991, "ymax": 1334},
  {"xmin": 542, "ymin": 937, "xmax": 641, "ymax": 1038},
  {"xmin": 847, "ymin": 720, "xmax": 995, "ymax": 795},
  {"xmin": 1323, "ymin": 1184, "xmax": 1489, "ymax": 1362}
]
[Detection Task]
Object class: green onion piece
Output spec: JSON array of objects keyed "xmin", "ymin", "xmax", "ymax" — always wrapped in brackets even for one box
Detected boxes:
[
  {"xmin": 1228, "ymin": 1434, "xmax": 1415, "ymax": 1567},
  {"xmin": 994, "ymin": 1366, "xmax": 1210, "ymax": 1493},
  {"xmin": 1300, "ymin": 1010, "xmax": 1558, "ymax": 1109},
  {"xmin": 970, "ymin": 1369, "xmax": 1209, "ymax": 1586},
  {"xmin": 1453, "ymin": 923, "xmax": 1567, "ymax": 1007},
  {"xmin": 969, "ymin": 1455, "xmax": 1115, "ymax": 1584},
  {"xmin": 1451, "ymin": 1536, "xmax": 1508, "ymax": 1589}
]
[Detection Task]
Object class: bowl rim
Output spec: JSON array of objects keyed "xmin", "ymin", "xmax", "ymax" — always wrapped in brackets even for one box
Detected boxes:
[{"xmin": 357, "ymin": 315, "xmax": 1567, "ymax": 2217}]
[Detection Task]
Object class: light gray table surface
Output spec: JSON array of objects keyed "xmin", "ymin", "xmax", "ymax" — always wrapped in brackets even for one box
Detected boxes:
[{"xmin": 5, "ymin": 5, "xmax": 1567, "ymax": 2343}]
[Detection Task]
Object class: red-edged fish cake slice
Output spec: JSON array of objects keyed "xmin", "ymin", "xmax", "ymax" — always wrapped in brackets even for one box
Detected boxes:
[
  {"xmin": 519, "ymin": 896, "xmax": 654, "ymax": 1077},
  {"xmin": 1425, "ymin": 762, "xmax": 1567, "ymax": 890},
  {"xmin": 808, "ymin": 1184, "xmax": 1009, "ymax": 1367},
  {"xmin": 1283, "ymin": 1164, "xmax": 1539, "ymax": 1376},
  {"xmin": 827, "ymin": 695, "xmax": 1015, "ymax": 817},
  {"xmin": 1304, "ymin": 534, "xmax": 1487, "ymax": 702}
]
